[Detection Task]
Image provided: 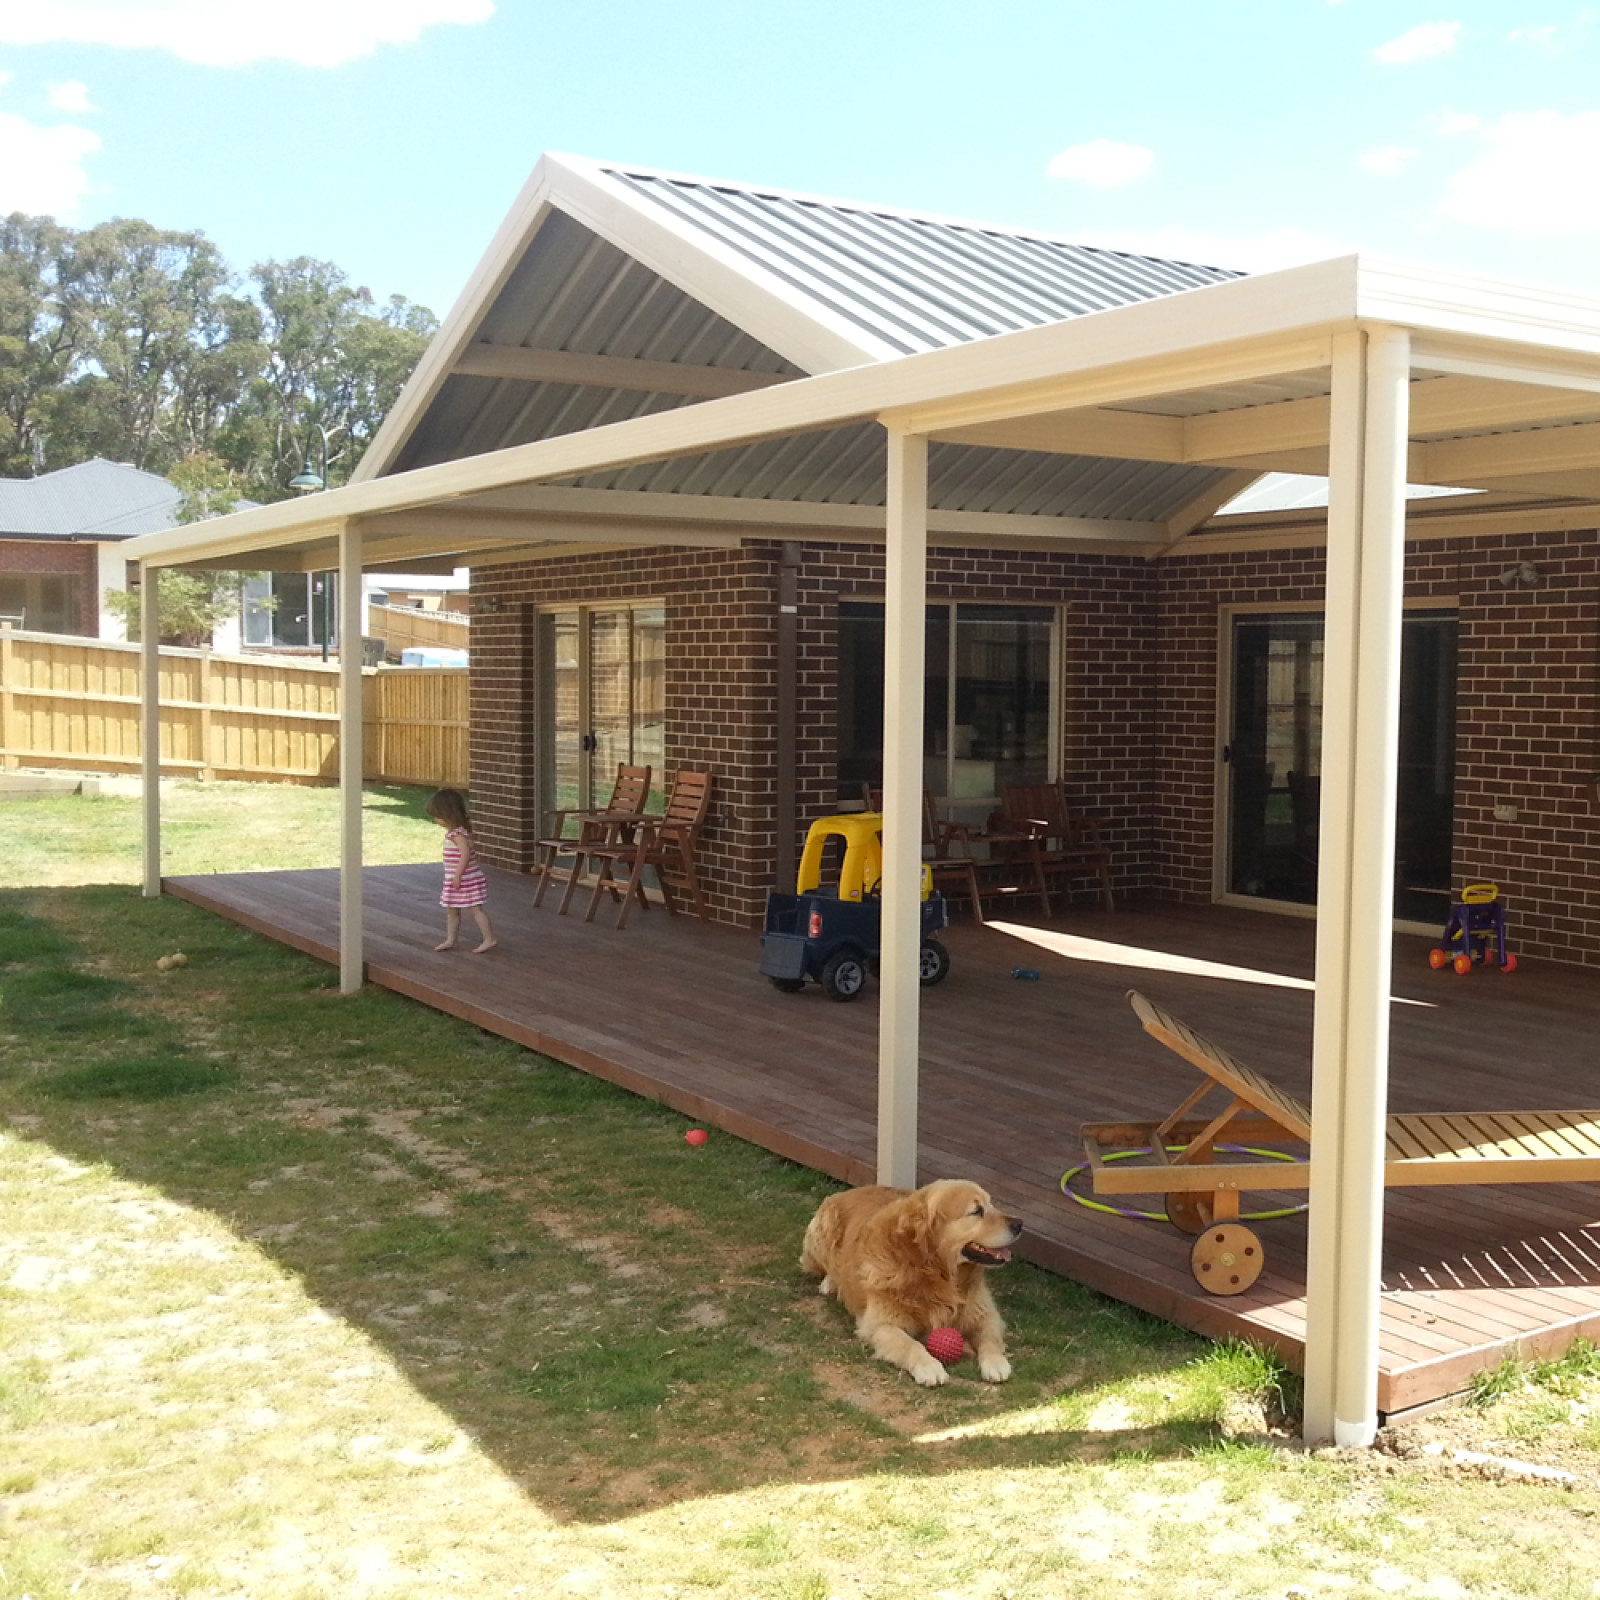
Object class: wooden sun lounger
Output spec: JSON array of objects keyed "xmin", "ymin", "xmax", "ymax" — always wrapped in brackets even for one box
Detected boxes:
[{"xmin": 1079, "ymin": 989, "xmax": 1600, "ymax": 1296}]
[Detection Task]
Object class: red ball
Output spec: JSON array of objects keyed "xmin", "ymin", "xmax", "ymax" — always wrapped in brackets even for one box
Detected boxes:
[
  {"xmin": 685, "ymin": 1128, "xmax": 709, "ymax": 1147},
  {"xmin": 926, "ymin": 1326, "xmax": 965, "ymax": 1365}
]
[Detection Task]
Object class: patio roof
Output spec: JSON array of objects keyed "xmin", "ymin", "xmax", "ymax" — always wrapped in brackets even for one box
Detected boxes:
[{"xmin": 117, "ymin": 250, "xmax": 1600, "ymax": 578}]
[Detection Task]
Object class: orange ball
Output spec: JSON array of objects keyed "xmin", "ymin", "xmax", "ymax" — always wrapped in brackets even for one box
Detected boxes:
[{"xmin": 685, "ymin": 1128, "xmax": 708, "ymax": 1147}]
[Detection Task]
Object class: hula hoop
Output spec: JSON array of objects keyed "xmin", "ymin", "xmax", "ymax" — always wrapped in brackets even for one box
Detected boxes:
[{"xmin": 1060, "ymin": 1144, "xmax": 1308, "ymax": 1223}]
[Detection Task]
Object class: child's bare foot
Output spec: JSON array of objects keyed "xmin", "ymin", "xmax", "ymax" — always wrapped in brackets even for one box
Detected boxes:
[
  {"xmin": 434, "ymin": 940, "xmax": 457, "ymax": 952},
  {"xmin": 470, "ymin": 939, "xmax": 498, "ymax": 955}
]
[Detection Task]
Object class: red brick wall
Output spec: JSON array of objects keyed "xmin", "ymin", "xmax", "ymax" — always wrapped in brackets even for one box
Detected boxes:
[
  {"xmin": 469, "ymin": 540, "xmax": 1157, "ymax": 928},
  {"xmin": 1157, "ymin": 525, "xmax": 1600, "ymax": 965},
  {"xmin": 468, "ymin": 522, "xmax": 1600, "ymax": 964},
  {"xmin": 0, "ymin": 539, "xmax": 98, "ymax": 635}
]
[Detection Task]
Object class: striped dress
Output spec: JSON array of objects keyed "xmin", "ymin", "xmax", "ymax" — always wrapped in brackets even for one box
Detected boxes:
[{"xmin": 440, "ymin": 827, "xmax": 489, "ymax": 907}]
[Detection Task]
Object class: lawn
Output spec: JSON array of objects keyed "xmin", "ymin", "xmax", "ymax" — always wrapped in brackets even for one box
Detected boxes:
[{"xmin": 3, "ymin": 783, "xmax": 1600, "ymax": 1598}]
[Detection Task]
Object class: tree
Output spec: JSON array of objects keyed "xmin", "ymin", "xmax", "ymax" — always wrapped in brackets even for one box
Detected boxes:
[
  {"xmin": 104, "ymin": 568, "xmax": 251, "ymax": 647},
  {"xmin": 0, "ymin": 214, "xmax": 76, "ymax": 476}
]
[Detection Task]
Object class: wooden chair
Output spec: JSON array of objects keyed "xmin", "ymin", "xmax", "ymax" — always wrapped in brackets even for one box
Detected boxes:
[
  {"xmin": 994, "ymin": 782, "xmax": 1115, "ymax": 912},
  {"xmin": 529, "ymin": 763, "xmax": 652, "ymax": 913},
  {"xmin": 1082, "ymin": 990, "xmax": 1600, "ymax": 1295},
  {"xmin": 579, "ymin": 768, "xmax": 714, "ymax": 929},
  {"xmin": 857, "ymin": 788, "xmax": 987, "ymax": 921}
]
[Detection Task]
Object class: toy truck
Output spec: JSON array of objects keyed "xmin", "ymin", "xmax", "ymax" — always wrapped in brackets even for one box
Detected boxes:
[{"xmin": 759, "ymin": 811, "xmax": 950, "ymax": 1001}]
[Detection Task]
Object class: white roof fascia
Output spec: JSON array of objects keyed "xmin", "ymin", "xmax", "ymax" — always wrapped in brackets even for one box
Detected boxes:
[
  {"xmin": 122, "ymin": 255, "xmax": 1600, "ymax": 571},
  {"xmin": 547, "ymin": 154, "xmax": 897, "ymax": 371},
  {"xmin": 355, "ymin": 160, "xmax": 565, "ymax": 483}
]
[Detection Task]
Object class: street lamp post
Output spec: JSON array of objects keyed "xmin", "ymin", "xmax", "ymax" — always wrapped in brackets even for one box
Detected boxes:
[{"xmin": 289, "ymin": 425, "xmax": 334, "ymax": 661}]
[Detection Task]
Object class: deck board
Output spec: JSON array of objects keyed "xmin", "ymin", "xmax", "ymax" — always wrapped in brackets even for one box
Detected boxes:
[{"xmin": 165, "ymin": 863, "xmax": 1600, "ymax": 1417}]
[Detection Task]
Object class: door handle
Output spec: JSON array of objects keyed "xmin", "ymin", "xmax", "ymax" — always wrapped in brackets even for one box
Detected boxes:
[
  {"xmin": 581, "ymin": 733, "xmax": 597, "ymax": 753},
  {"xmin": 1221, "ymin": 744, "xmax": 1233, "ymax": 764}
]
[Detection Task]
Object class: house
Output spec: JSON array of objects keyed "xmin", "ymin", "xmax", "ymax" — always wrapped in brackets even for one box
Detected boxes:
[
  {"xmin": 0, "ymin": 458, "xmax": 178, "ymax": 636},
  {"xmin": 119, "ymin": 153, "xmax": 1600, "ymax": 1446}
]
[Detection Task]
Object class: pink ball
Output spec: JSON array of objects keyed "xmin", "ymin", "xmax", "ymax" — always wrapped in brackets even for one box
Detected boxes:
[
  {"xmin": 927, "ymin": 1326, "xmax": 965, "ymax": 1365},
  {"xmin": 685, "ymin": 1128, "xmax": 709, "ymax": 1147}
]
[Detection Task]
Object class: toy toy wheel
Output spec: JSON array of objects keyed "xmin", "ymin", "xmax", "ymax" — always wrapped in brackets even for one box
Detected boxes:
[
  {"xmin": 1453, "ymin": 954, "xmax": 1472, "ymax": 976},
  {"xmin": 1499, "ymin": 954, "xmax": 1518, "ymax": 973},
  {"xmin": 1429, "ymin": 949, "xmax": 1449, "ymax": 970},
  {"xmin": 820, "ymin": 950, "xmax": 867, "ymax": 1002},
  {"xmin": 1165, "ymin": 1190, "xmax": 1212, "ymax": 1235},
  {"xmin": 1191, "ymin": 1223, "xmax": 1263, "ymax": 1296},
  {"xmin": 767, "ymin": 977, "xmax": 805, "ymax": 993},
  {"xmin": 918, "ymin": 939, "xmax": 951, "ymax": 986}
]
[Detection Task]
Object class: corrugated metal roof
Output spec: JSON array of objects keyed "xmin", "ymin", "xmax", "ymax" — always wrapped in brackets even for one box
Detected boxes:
[
  {"xmin": 0, "ymin": 459, "xmax": 180, "ymax": 538},
  {"xmin": 389, "ymin": 159, "xmax": 1247, "ymax": 524},
  {"xmin": 604, "ymin": 167, "xmax": 1241, "ymax": 358}
]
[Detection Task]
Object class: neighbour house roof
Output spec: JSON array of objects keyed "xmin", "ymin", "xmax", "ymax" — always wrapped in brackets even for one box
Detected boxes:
[
  {"xmin": 0, "ymin": 459, "xmax": 182, "ymax": 540},
  {"xmin": 118, "ymin": 154, "xmax": 1600, "ymax": 578}
]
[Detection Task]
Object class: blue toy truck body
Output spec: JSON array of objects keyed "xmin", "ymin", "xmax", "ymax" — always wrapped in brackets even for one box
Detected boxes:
[{"xmin": 760, "ymin": 889, "xmax": 950, "ymax": 1000}]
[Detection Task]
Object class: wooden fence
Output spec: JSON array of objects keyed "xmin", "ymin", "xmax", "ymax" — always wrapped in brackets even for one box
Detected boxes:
[
  {"xmin": 0, "ymin": 626, "xmax": 469, "ymax": 788},
  {"xmin": 368, "ymin": 603, "xmax": 470, "ymax": 659}
]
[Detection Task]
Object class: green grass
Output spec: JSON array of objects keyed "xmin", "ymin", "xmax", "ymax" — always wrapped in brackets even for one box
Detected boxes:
[{"xmin": 2, "ymin": 787, "xmax": 1600, "ymax": 1596}]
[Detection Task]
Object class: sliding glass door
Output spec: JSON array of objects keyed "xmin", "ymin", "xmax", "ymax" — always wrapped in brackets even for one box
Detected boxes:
[
  {"xmin": 1224, "ymin": 609, "xmax": 1457, "ymax": 921},
  {"xmin": 539, "ymin": 604, "xmax": 665, "ymax": 825}
]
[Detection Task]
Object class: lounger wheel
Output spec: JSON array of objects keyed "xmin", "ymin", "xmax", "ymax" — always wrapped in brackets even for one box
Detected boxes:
[
  {"xmin": 1190, "ymin": 1223, "xmax": 1263, "ymax": 1296},
  {"xmin": 1164, "ymin": 1190, "xmax": 1213, "ymax": 1235}
]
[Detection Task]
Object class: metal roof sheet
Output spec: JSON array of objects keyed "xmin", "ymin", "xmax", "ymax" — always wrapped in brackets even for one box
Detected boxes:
[
  {"xmin": 604, "ymin": 167, "xmax": 1241, "ymax": 357},
  {"xmin": 0, "ymin": 459, "xmax": 180, "ymax": 539}
]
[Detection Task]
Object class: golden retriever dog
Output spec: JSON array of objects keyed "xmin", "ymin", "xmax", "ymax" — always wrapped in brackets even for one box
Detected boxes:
[{"xmin": 800, "ymin": 1179, "xmax": 1022, "ymax": 1386}]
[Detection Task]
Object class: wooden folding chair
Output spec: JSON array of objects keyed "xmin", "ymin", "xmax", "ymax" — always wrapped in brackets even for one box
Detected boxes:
[
  {"xmin": 580, "ymin": 768, "xmax": 714, "ymax": 929},
  {"xmin": 528, "ymin": 763, "xmax": 652, "ymax": 912},
  {"xmin": 996, "ymin": 782, "xmax": 1115, "ymax": 912}
]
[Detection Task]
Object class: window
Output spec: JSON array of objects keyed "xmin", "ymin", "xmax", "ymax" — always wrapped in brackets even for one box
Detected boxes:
[
  {"xmin": 0, "ymin": 573, "xmax": 81, "ymax": 634},
  {"xmin": 837, "ymin": 601, "xmax": 1057, "ymax": 808}
]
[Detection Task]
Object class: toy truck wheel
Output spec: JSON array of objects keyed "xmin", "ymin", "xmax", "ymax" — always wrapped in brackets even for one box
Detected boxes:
[
  {"xmin": 1429, "ymin": 949, "xmax": 1449, "ymax": 970},
  {"xmin": 1453, "ymin": 953, "xmax": 1473, "ymax": 976},
  {"xmin": 767, "ymin": 977, "xmax": 805, "ymax": 993},
  {"xmin": 820, "ymin": 950, "xmax": 868, "ymax": 1002},
  {"xmin": 918, "ymin": 939, "xmax": 951, "ymax": 986},
  {"xmin": 1499, "ymin": 953, "xmax": 1518, "ymax": 973}
]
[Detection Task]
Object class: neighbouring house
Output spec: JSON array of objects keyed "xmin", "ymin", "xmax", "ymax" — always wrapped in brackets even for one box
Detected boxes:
[{"xmin": 0, "ymin": 458, "xmax": 180, "ymax": 637}]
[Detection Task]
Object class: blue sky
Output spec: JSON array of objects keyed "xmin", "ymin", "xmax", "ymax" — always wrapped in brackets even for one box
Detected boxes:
[{"xmin": 2, "ymin": 1, "xmax": 1598, "ymax": 321}]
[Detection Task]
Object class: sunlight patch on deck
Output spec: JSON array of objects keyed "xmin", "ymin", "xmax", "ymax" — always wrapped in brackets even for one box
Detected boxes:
[{"xmin": 989, "ymin": 923, "xmax": 1432, "ymax": 1007}]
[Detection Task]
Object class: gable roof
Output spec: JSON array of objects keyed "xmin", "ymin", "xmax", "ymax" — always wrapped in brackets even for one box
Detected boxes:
[
  {"xmin": 358, "ymin": 154, "xmax": 1246, "ymax": 516},
  {"xmin": 0, "ymin": 459, "xmax": 181, "ymax": 539}
]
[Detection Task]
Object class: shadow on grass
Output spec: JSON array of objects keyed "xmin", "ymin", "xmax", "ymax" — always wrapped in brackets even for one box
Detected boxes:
[{"xmin": 0, "ymin": 886, "xmax": 1246, "ymax": 1526}]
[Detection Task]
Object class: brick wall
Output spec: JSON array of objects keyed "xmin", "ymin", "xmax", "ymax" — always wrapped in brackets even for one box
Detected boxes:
[
  {"xmin": 0, "ymin": 539, "xmax": 99, "ymax": 635},
  {"xmin": 1158, "ymin": 524, "xmax": 1600, "ymax": 965},
  {"xmin": 468, "ymin": 522, "xmax": 1600, "ymax": 963}
]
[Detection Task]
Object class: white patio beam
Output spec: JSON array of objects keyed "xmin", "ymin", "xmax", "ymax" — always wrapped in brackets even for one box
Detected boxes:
[
  {"xmin": 452, "ymin": 344, "xmax": 793, "ymax": 398},
  {"xmin": 140, "ymin": 563, "xmax": 161, "ymax": 899},
  {"xmin": 878, "ymin": 425, "xmax": 928, "ymax": 1189},
  {"xmin": 1302, "ymin": 325, "xmax": 1412, "ymax": 1448},
  {"xmin": 338, "ymin": 520, "xmax": 365, "ymax": 994}
]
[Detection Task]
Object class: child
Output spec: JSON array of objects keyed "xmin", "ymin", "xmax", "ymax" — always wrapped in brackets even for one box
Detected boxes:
[{"xmin": 425, "ymin": 788, "xmax": 497, "ymax": 954}]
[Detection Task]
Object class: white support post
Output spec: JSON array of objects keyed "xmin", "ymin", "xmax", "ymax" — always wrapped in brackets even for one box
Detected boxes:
[
  {"xmin": 877, "ymin": 426, "xmax": 929, "ymax": 1189},
  {"xmin": 140, "ymin": 563, "xmax": 162, "ymax": 898},
  {"xmin": 338, "ymin": 521, "xmax": 365, "ymax": 993},
  {"xmin": 1302, "ymin": 326, "xmax": 1412, "ymax": 1447}
]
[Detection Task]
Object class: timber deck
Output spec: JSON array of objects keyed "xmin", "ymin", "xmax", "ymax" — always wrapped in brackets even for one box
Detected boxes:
[{"xmin": 166, "ymin": 863, "xmax": 1600, "ymax": 1417}]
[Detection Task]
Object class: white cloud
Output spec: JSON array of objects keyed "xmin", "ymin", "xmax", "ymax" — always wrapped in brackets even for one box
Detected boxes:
[
  {"xmin": 1439, "ymin": 109, "xmax": 1600, "ymax": 235},
  {"xmin": 1374, "ymin": 20, "xmax": 1461, "ymax": 64},
  {"xmin": 0, "ymin": 110, "xmax": 100, "ymax": 216},
  {"xmin": 1429, "ymin": 108, "xmax": 1481, "ymax": 136},
  {"xmin": 0, "ymin": 1, "xmax": 495, "ymax": 69},
  {"xmin": 1360, "ymin": 144, "xmax": 1418, "ymax": 175},
  {"xmin": 1046, "ymin": 139, "xmax": 1155, "ymax": 189},
  {"xmin": 1070, "ymin": 225, "xmax": 1353, "ymax": 275},
  {"xmin": 47, "ymin": 79, "xmax": 97, "ymax": 113}
]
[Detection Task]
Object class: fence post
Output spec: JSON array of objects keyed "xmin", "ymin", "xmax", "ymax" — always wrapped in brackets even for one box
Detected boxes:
[{"xmin": 0, "ymin": 621, "xmax": 15, "ymax": 771}]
